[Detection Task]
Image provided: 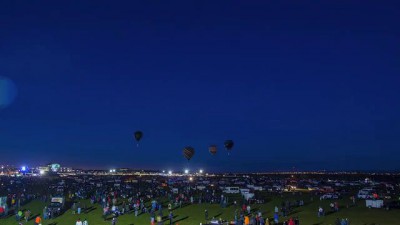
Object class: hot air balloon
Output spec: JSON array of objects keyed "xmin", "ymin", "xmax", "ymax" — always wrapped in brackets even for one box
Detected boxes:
[
  {"xmin": 209, "ymin": 145, "xmax": 217, "ymax": 155},
  {"xmin": 133, "ymin": 131, "xmax": 143, "ymax": 147},
  {"xmin": 183, "ymin": 146, "xmax": 195, "ymax": 161},
  {"xmin": 224, "ymin": 140, "xmax": 234, "ymax": 154}
]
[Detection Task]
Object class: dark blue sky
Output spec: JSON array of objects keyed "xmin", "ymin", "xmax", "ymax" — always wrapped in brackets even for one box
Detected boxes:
[{"xmin": 1, "ymin": 1, "xmax": 399, "ymax": 172}]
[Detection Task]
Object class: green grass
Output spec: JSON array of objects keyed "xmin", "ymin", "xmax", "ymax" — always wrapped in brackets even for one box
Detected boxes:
[{"xmin": 1, "ymin": 197, "xmax": 400, "ymax": 225}]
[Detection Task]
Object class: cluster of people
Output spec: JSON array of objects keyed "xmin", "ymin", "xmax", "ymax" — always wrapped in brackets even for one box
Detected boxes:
[
  {"xmin": 329, "ymin": 201, "xmax": 340, "ymax": 212},
  {"xmin": 1, "ymin": 192, "xmax": 38, "ymax": 217},
  {"xmin": 0, "ymin": 176, "xmax": 345, "ymax": 225},
  {"xmin": 240, "ymin": 214, "xmax": 270, "ymax": 225},
  {"xmin": 87, "ymin": 186, "xmax": 176, "ymax": 224},
  {"xmin": 14, "ymin": 209, "xmax": 31, "ymax": 222},
  {"xmin": 75, "ymin": 218, "xmax": 89, "ymax": 225},
  {"xmin": 42, "ymin": 206, "xmax": 59, "ymax": 219},
  {"xmin": 228, "ymin": 209, "xmax": 301, "ymax": 225},
  {"xmin": 335, "ymin": 218, "xmax": 350, "ymax": 225},
  {"xmin": 17, "ymin": 215, "xmax": 42, "ymax": 225},
  {"xmin": 3, "ymin": 176, "xmax": 309, "ymax": 225},
  {"xmin": 278, "ymin": 200, "xmax": 302, "ymax": 217},
  {"xmin": 281, "ymin": 217, "xmax": 300, "ymax": 225}
]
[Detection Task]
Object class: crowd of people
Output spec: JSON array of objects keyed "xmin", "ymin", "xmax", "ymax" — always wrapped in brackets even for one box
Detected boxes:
[{"xmin": 3, "ymin": 174, "xmax": 396, "ymax": 225}]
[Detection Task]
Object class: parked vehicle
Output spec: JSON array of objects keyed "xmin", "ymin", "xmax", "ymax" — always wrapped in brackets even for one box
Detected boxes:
[
  {"xmin": 320, "ymin": 193, "xmax": 339, "ymax": 200},
  {"xmin": 357, "ymin": 189, "xmax": 375, "ymax": 199},
  {"xmin": 48, "ymin": 196, "xmax": 65, "ymax": 217}
]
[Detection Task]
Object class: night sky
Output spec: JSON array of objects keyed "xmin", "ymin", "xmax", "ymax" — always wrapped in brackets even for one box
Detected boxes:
[{"xmin": 1, "ymin": 1, "xmax": 399, "ymax": 172}]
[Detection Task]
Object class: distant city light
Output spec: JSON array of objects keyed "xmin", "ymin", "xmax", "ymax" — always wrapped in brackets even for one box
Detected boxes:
[
  {"xmin": 162, "ymin": 170, "xmax": 165, "ymax": 173},
  {"xmin": 39, "ymin": 170, "xmax": 45, "ymax": 175},
  {"xmin": 199, "ymin": 169, "xmax": 203, "ymax": 174},
  {"xmin": 168, "ymin": 170, "xmax": 172, "ymax": 175},
  {"xmin": 189, "ymin": 177, "xmax": 193, "ymax": 181},
  {"xmin": 110, "ymin": 169, "xmax": 116, "ymax": 173},
  {"xmin": 50, "ymin": 163, "xmax": 61, "ymax": 172},
  {"xmin": 21, "ymin": 166, "xmax": 26, "ymax": 172},
  {"xmin": 184, "ymin": 169, "xmax": 189, "ymax": 174}
]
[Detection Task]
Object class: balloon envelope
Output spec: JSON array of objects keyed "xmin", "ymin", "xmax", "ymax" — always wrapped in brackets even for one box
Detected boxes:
[
  {"xmin": 134, "ymin": 131, "xmax": 143, "ymax": 142},
  {"xmin": 183, "ymin": 146, "xmax": 195, "ymax": 160},
  {"xmin": 224, "ymin": 140, "xmax": 234, "ymax": 151},
  {"xmin": 209, "ymin": 145, "xmax": 217, "ymax": 155}
]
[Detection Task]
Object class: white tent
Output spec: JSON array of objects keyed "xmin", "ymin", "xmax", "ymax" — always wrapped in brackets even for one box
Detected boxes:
[{"xmin": 366, "ymin": 199, "xmax": 383, "ymax": 208}]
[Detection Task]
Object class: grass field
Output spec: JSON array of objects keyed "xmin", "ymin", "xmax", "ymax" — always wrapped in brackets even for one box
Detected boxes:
[{"xmin": 1, "ymin": 196, "xmax": 400, "ymax": 225}]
